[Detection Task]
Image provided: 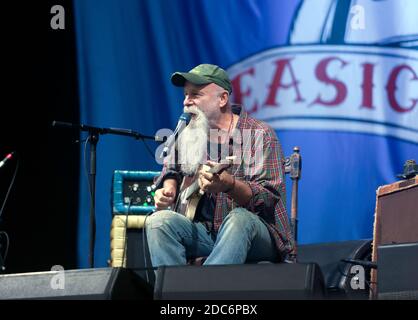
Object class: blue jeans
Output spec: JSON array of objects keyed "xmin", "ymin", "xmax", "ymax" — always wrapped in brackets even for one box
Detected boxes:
[{"xmin": 144, "ymin": 207, "xmax": 277, "ymax": 267}]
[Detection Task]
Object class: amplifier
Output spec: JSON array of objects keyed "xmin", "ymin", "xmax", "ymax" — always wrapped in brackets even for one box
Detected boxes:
[
  {"xmin": 371, "ymin": 176, "xmax": 418, "ymax": 297},
  {"xmin": 112, "ymin": 170, "xmax": 160, "ymax": 214}
]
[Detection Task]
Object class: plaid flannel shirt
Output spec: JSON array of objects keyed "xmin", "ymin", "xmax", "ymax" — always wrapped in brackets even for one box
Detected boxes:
[{"xmin": 156, "ymin": 105, "xmax": 295, "ymax": 260}]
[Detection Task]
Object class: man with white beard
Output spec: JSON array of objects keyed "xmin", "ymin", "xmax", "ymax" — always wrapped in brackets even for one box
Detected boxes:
[{"xmin": 145, "ymin": 64, "xmax": 294, "ymax": 267}]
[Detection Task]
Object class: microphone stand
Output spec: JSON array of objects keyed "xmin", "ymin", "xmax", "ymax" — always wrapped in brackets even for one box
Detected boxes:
[
  {"xmin": 52, "ymin": 121, "xmax": 162, "ymax": 268},
  {"xmin": 88, "ymin": 132, "xmax": 98, "ymax": 269}
]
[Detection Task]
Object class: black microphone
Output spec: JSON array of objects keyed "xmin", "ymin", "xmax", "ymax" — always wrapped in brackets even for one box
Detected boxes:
[
  {"xmin": 0, "ymin": 152, "xmax": 15, "ymax": 168},
  {"xmin": 161, "ymin": 113, "xmax": 192, "ymax": 158}
]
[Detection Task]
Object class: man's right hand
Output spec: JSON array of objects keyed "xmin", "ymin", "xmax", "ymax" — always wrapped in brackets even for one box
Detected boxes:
[{"xmin": 154, "ymin": 185, "xmax": 177, "ymax": 210}]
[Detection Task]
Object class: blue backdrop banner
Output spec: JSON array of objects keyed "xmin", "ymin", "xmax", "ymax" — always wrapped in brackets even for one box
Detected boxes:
[{"xmin": 74, "ymin": 0, "xmax": 418, "ymax": 268}]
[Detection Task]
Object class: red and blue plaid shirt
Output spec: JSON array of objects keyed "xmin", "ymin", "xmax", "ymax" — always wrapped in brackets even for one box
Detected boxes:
[{"xmin": 157, "ymin": 105, "xmax": 295, "ymax": 260}]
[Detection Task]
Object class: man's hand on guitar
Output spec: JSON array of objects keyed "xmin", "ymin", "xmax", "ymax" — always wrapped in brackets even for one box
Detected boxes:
[
  {"xmin": 198, "ymin": 160, "xmax": 234, "ymax": 194},
  {"xmin": 154, "ymin": 185, "xmax": 177, "ymax": 210}
]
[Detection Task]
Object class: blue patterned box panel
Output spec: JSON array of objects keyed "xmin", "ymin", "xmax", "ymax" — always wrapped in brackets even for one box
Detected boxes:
[{"xmin": 112, "ymin": 170, "xmax": 161, "ymax": 215}]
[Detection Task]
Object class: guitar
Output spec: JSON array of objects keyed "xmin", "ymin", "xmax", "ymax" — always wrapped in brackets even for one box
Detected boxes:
[{"xmin": 174, "ymin": 156, "xmax": 236, "ymax": 221}]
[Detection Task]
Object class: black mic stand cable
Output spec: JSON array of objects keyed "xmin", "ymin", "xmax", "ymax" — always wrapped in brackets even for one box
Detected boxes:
[{"xmin": 0, "ymin": 152, "xmax": 20, "ymax": 272}]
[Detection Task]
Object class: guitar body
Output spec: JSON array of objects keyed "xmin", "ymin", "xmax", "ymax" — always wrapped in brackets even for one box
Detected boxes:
[
  {"xmin": 175, "ymin": 164, "xmax": 209, "ymax": 221},
  {"xmin": 174, "ymin": 157, "xmax": 235, "ymax": 221},
  {"xmin": 184, "ymin": 192, "xmax": 202, "ymax": 221}
]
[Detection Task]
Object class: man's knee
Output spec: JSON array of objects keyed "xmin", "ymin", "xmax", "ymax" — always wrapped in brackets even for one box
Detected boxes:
[
  {"xmin": 145, "ymin": 210, "xmax": 181, "ymax": 230},
  {"xmin": 224, "ymin": 208, "xmax": 258, "ymax": 227}
]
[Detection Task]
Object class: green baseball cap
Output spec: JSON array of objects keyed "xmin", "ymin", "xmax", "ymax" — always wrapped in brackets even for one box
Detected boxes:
[{"xmin": 171, "ymin": 64, "xmax": 232, "ymax": 94}]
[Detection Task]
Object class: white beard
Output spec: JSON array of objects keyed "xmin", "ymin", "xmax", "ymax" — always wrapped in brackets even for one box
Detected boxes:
[
  {"xmin": 176, "ymin": 107, "xmax": 209, "ymax": 176},
  {"xmin": 164, "ymin": 107, "xmax": 209, "ymax": 176}
]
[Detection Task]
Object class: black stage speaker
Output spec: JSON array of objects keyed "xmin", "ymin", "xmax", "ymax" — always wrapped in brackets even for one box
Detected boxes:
[
  {"xmin": 378, "ymin": 242, "xmax": 418, "ymax": 300},
  {"xmin": 0, "ymin": 267, "xmax": 153, "ymax": 300},
  {"xmin": 154, "ymin": 263, "xmax": 325, "ymax": 300},
  {"xmin": 297, "ymin": 239, "xmax": 372, "ymax": 298}
]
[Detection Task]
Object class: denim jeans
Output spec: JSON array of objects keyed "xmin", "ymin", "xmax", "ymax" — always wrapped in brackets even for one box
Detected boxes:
[{"xmin": 144, "ymin": 207, "xmax": 277, "ymax": 267}]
